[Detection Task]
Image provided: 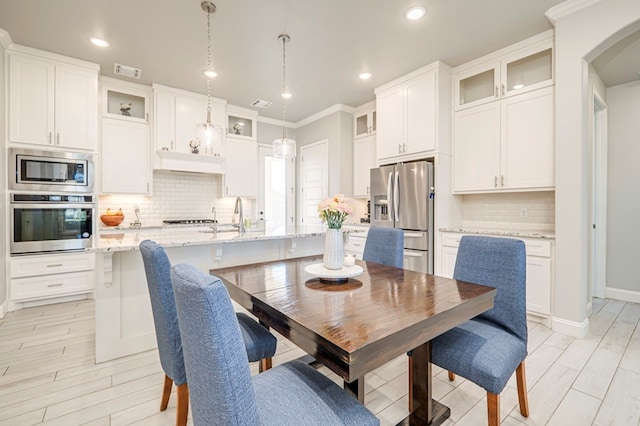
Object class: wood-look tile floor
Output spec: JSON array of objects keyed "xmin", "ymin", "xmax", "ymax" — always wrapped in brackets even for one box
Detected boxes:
[{"xmin": 0, "ymin": 297, "xmax": 638, "ymax": 425}]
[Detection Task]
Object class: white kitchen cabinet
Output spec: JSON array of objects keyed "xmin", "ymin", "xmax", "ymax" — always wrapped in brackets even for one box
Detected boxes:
[
  {"xmin": 224, "ymin": 137, "xmax": 258, "ymax": 198},
  {"xmin": 454, "ymin": 37, "xmax": 553, "ymax": 111},
  {"xmin": 153, "ymin": 84, "xmax": 226, "ymax": 173},
  {"xmin": 101, "ymin": 78, "xmax": 150, "ymax": 124},
  {"xmin": 344, "ymin": 233, "xmax": 367, "ymax": 260},
  {"xmin": 101, "ymin": 118, "xmax": 152, "ymax": 194},
  {"xmin": 353, "ymin": 135, "xmax": 376, "ymax": 198},
  {"xmin": 439, "ymin": 231, "xmax": 553, "ymax": 319},
  {"xmin": 8, "ymin": 49, "xmax": 98, "ymax": 151},
  {"xmin": 354, "ymin": 101, "xmax": 376, "ymax": 139},
  {"xmin": 227, "ymin": 105, "xmax": 257, "ymax": 141},
  {"xmin": 453, "ymin": 86, "xmax": 554, "ymax": 192},
  {"xmin": 10, "ymin": 252, "xmax": 95, "ymax": 303},
  {"xmin": 375, "ymin": 61, "xmax": 450, "ymax": 163}
]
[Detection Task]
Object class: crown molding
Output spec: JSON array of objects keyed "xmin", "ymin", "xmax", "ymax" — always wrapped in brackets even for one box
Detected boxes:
[
  {"xmin": 0, "ymin": 28, "xmax": 12, "ymax": 48},
  {"xmin": 257, "ymin": 115, "xmax": 295, "ymax": 128},
  {"xmin": 295, "ymin": 104, "xmax": 355, "ymax": 128},
  {"xmin": 545, "ymin": 0, "xmax": 602, "ymax": 25}
]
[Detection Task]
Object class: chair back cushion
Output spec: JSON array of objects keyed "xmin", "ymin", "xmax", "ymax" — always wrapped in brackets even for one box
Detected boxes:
[
  {"xmin": 453, "ymin": 236, "xmax": 527, "ymax": 341},
  {"xmin": 362, "ymin": 227, "xmax": 404, "ymax": 268},
  {"xmin": 171, "ymin": 263, "xmax": 260, "ymax": 425},
  {"xmin": 139, "ymin": 240, "xmax": 186, "ymax": 385}
]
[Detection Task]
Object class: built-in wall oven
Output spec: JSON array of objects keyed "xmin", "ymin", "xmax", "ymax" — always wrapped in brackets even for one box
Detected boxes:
[
  {"xmin": 10, "ymin": 194, "xmax": 94, "ymax": 255},
  {"xmin": 9, "ymin": 148, "xmax": 94, "ymax": 193}
]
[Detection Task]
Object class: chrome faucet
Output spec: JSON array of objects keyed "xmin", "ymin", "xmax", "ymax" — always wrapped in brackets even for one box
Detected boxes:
[
  {"xmin": 233, "ymin": 197, "xmax": 245, "ymax": 233},
  {"xmin": 130, "ymin": 206, "xmax": 142, "ymax": 228},
  {"xmin": 210, "ymin": 206, "xmax": 218, "ymax": 233}
]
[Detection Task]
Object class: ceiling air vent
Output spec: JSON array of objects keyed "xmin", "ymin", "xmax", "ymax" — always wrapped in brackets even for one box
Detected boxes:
[
  {"xmin": 251, "ymin": 99, "xmax": 272, "ymax": 109},
  {"xmin": 114, "ymin": 63, "xmax": 142, "ymax": 79}
]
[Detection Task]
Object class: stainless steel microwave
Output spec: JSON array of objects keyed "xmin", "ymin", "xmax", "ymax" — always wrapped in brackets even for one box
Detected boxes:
[{"xmin": 9, "ymin": 148, "xmax": 94, "ymax": 193}]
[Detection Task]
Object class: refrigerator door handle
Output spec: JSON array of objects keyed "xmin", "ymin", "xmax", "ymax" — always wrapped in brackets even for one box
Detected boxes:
[
  {"xmin": 403, "ymin": 250, "xmax": 424, "ymax": 257},
  {"xmin": 394, "ymin": 171, "xmax": 400, "ymax": 223},
  {"xmin": 386, "ymin": 172, "xmax": 394, "ymax": 222}
]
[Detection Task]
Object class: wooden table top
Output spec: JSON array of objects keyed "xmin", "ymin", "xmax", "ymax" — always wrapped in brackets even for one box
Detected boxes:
[{"xmin": 214, "ymin": 256, "xmax": 496, "ymax": 382}]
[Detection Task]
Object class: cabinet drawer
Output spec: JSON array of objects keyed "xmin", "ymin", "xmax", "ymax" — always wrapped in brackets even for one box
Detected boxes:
[
  {"xmin": 442, "ymin": 233, "xmax": 463, "ymax": 247},
  {"xmin": 11, "ymin": 253, "xmax": 96, "ymax": 278},
  {"xmin": 11, "ymin": 270, "xmax": 95, "ymax": 302},
  {"xmin": 345, "ymin": 235, "xmax": 366, "ymax": 253},
  {"xmin": 521, "ymin": 238, "xmax": 551, "ymax": 258}
]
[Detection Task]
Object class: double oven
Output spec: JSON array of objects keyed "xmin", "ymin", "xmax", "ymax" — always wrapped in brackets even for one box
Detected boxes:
[{"xmin": 9, "ymin": 149, "xmax": 95, "ymax": 255}]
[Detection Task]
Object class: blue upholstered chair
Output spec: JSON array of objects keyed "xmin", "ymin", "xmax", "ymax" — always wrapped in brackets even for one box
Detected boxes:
[
  {"xmin": 362, "ymin": 226, "xmax": 404, "ymax": 268},
  {"xmin": 431, "ymin": 236, "xmax": 529, "ymax": 426},
  {"xmin": 140, "ymin": 240, "xmax": 278, "ymax": 426},
  {"xmin": 170, "ymin": 262, "xmax": 380, "ymax": 426}
]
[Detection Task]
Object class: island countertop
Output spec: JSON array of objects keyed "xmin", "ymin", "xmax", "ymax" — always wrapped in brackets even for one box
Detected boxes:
[{"xmin": 90, "ymin": 227, "xmax": 331, "ymax": 253}]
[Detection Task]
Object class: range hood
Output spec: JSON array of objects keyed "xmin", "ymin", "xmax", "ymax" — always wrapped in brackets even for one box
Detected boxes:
[{"xmin": 154, "ymin": 150, "xmax": 224, "ymax": 174}]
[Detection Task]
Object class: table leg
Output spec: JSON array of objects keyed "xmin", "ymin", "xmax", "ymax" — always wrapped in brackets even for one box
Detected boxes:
[
  {"xmin": 399, "ymin": 341, "xmax": 450, "ymax": 425},
  {"xmin": 343, "ymin": 378, "xmax": 364, "ymax": 404}
]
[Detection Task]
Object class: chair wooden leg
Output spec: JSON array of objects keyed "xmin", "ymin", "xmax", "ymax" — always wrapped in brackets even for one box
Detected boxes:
[
  {"xmin": 516, "ymin": 361, "xmax": 529, "ymax": 417},
  {"xmin": 259, "ymin": 357, "xmax": 273, "ymax": 372},
  {"xmin": 448, "ymin": 371, "xmax": 455, "ymax": 381},
  {"xmin": 487, "ymin": 392, "xmax": 500, "ymax": 426},
  {"xmin": 176, "ymin": 383, "xmax": 189, "ymax": 426},
  {"xmin": 160, "ymin": 374, "xmax": 172, "ymax": 411}
]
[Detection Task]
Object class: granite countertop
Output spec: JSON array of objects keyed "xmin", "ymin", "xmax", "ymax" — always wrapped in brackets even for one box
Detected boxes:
[
  {"xmin": 92, "ymin": 225, "xmax": 367, "ymax": 253},
  {"xmin": 439, "ymin": 227, "xmax": 555, "ymax": 239}
]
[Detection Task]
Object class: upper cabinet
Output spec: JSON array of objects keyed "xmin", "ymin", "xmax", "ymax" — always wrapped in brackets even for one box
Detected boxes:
[
  {"xmin": 375, "ymin": 61, "xmax": 452, "ymax": 164},
  {"xmin": 452, "ymin": 31, "xmax": 555, "ymax": 193},
  {"xmin": 353, "ymin": 135, "xmax": 376, "ymax": 198},
  {"xmin": 353, "ymin": 101, "xmax": 376, "ymax": 139},
  {"xmin": 8, "ymin": 48, "xmax": 99, "ymax": 151},
  {"xmin": 100, "ymin": 78, "xmax": 152, "ymax": 195},
  {"xmin": 224, "ymin": 106, "xmax": 258, "ymax": 198},
  {"xmin": 454, "ymin": 38, "xmax": 553, "ymax": 111},
  {"xmin": 152, "ymin": 84, "xmax": 226, "ymax": 173}
]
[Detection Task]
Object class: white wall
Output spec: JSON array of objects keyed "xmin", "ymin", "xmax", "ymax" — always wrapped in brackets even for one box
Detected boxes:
[
  {"xmin": 549, "ymin": 0, "xmax": 640, "ymax": 336},
  {"xmin": 0, "ymin": 29, "xmax": 9, "ymax": 314},
  {"xmin": 605, "ymin": 80, "xmax": 640, "ymax": 293}
]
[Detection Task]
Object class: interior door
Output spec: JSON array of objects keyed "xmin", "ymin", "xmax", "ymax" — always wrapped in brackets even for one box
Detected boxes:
[{"xmin": 300, "ymin": 140, "xmax": 328, "ymax": 232}]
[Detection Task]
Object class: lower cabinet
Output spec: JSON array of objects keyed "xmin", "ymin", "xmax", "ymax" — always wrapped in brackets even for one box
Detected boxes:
[
  {"xmin": 440, "ymin": 231, "xmax": 552, "ymax": 318},
  {"xmin": 10, "ymin": 252, "xmax": 95, "ymax": 302},
  {"xmin": 344, "ymin": 233, "xmax": 367, "ymax": 260}
]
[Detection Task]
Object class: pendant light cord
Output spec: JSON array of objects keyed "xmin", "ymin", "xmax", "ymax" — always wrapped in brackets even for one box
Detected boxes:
[
  {"xmin": 281, "ymin": 35, "xmax": 288, "ymax": 141},
  {"xmin": 206, "ymin": 6, "xmax": 213, "ymax": 124}
]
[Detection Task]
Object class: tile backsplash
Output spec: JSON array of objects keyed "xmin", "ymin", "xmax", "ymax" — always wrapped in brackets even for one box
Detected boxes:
[
  {"xmin": 99, "ymin": 171, "xmax": 249, "ymax": 226},
  {"xmin": 461, "ymin": 191, "xmax": 555, "ymax": 231}
]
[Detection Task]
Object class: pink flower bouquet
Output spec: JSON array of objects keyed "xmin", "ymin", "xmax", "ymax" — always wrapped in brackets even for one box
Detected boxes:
[{"xmin": 318, "ymin": 194, "xmax": 353, "ymax": 229}]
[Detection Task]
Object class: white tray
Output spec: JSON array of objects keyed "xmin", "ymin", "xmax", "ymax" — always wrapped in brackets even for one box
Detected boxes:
[{"xmin": 304, "ymin": 263, "xmax": 363, "ymax": 280}]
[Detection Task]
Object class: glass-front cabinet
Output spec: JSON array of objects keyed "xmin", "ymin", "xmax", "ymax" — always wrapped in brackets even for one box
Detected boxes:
[
  {"xmin": 226, "ymin": 106, "xmax": 257, "ymax": 141},
  {"xmin": 454, "ymin": 39, "xmax": 553, "ymax": 110},
  {"xmin": 353, "ymin": 101, "xmax": 376, "ymax": 139},
  {"xmin": 101, "ymin": 79, "xmax": 150, "ymax": 123}
]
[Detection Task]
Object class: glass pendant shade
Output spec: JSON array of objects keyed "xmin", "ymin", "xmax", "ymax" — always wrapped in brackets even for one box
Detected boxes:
[
  {"xmin": 196, "ymin": 120, "xmax": 223, "ymax": 155},
  {"xmin": 273, "ymin": 137, "xmax": 296, "ymax": 159}
]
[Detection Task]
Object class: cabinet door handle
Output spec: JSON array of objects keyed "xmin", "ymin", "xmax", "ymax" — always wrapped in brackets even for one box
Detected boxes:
[
  {"xmin": 56, "ymin": 133, "xmax": 60, "ymax": 145},
  {"xmin": 46, "ymin": 264, "xmax": 63, "ymax": 268},
  {"xmin": 398, "ymin": 144, "xmax": 402, "ymax": 154},
  {"xmin": 495, "ymin": 85, "xmax": 499, "ymax": 98},
  {"xmin": 171, "ymin": 140, "xmax": 174, "ymax": 150},
  {"xmin": 147, "ymin": 182, "xmax": 150, "ymax": 192},
  {"xmin": 47, "ymin": 283, "xmax": 64, "ymax": 288},
  {"xmin": 403, "ymin": 143, "xmax": 406, "ymax": 153},
  {"xmin": 48, "ymin": 132, "xmax": 53, "ymax": 144},
  {"xmin": 366, "ymin": 186, "xmax": 369, "ymax": 194},
  {"xmin": 501, "ymin": 84, "xmax": 505, "ymax": 96},
  {"xmin": 494, "ymin": 176, "xmax": 498, "ymax": 188},
  {"xmin": 146, "ymin": 113, "xmax": 149, "ymax": 122},
  {"xmin": 501, "ymin": 175, "xmax": 505, "ymax": 187}
]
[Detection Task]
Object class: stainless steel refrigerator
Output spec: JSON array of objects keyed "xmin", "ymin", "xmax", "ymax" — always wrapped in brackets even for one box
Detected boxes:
[{"xmin": 370, "ymin": 161, "xmax": 434, "ymax": 273}]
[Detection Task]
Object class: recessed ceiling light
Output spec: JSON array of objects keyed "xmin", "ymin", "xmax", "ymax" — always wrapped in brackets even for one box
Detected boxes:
[
  {"xmin": 359, "ymin": 72, "xmax": 372, "ymax": 80},
  {"xmin": 89, "ymin": 37, "xmax": 110, "ymax": 48},
  {"xmin": 203, "ymin": 69, "xmax": 218, "ymax": 78},
  {"xmin": 404, "ymin": 6, "xmax": 427, "ymax": 21}
]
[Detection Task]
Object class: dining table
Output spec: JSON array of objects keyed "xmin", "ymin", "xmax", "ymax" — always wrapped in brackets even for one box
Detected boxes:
[{"xmin": 213, "ymin": 255, "xmax": 496, "ymax": 425}]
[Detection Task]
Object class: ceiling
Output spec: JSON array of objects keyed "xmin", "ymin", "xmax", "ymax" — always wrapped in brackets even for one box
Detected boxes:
[{"xmin": 0, "ymin": 0, "xmax": 574, "ymax": 122}]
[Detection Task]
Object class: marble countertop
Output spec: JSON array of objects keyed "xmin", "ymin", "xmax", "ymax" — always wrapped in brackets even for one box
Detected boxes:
[{"xmin": 439, "ymin": 227, "xmax": 555, "ymax": 239}]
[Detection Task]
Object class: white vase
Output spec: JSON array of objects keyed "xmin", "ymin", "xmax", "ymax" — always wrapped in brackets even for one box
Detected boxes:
[{"xmin": 323, "ymin": 228, "xmax": 344, "ymax": 270}]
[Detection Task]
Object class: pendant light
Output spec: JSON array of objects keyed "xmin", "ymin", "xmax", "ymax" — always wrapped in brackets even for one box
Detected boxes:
[
  {"xmin": 195, "ymin": 1, "xmax": 223, "ymax": 155},
  {"xmin": 272, "ymin": 33, "xmax": 296, "ymax": 159}
]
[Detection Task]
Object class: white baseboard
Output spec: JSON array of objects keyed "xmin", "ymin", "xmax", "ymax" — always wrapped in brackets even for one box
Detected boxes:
[
  {"xmin": 606, "ymin": 287, "xmax": 640, "ymax": 304},
  {"xmin": 551, "ymin": 316, "xmax": 590, "ymax": 338}
]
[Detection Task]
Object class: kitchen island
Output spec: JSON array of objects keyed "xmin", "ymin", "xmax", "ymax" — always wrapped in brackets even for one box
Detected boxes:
[{"xmin": 92, "ymin": 227, "xmax": 326, "ymax": 362}]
